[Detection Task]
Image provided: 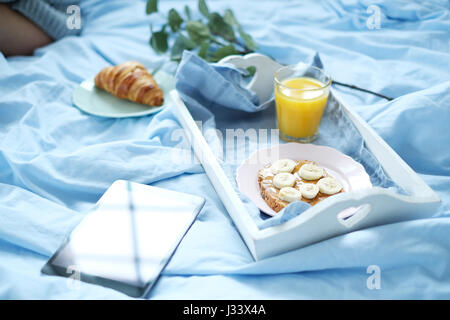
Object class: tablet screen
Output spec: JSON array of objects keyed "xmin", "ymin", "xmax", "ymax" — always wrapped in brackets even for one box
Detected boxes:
[{"xmin": 42, "ymin": 180, "xmax": 205, "ymax": 298}]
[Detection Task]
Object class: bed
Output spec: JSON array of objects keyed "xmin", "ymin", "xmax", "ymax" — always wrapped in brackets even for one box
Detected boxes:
[{"xmin": 0, "ymin": 0, "xmax": 449, "ymax": 299}]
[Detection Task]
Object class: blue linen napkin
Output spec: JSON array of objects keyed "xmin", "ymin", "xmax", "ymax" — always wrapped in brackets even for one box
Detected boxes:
[{"xmin": 175, "ymin": 51, "xmax": 403, "ymax": 229}]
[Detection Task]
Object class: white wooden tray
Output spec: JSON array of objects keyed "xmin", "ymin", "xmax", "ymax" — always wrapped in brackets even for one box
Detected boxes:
[{"xmin": 170, "ymin": 53, "xmax": 440, "ymax": 260}]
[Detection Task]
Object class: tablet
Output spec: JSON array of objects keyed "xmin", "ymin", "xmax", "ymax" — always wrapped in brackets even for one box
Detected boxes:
[{"xmin": 41, "ymin": 180, "xmax": 205, "ymax": 298}]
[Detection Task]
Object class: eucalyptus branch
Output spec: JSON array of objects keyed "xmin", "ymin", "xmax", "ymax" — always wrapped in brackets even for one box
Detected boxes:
[
  {"xmin": 146, "ymin": 0, "xmax": 257, "ymax": 62},
  {"xmin": 333, "ymin": 81, "xmax": 394, "ymax": 101},
  {"xmin": 208, "ymin": 36, "xmax": 250, "ymax": 55},
  {"xmin": 146, "ymin": 0, "xmax": 394, "ymax": 101}
]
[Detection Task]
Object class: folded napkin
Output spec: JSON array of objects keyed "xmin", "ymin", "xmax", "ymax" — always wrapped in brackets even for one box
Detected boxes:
[{"xmin": 175, "ymin": 51, "xmax": 403, "ymax": 229}]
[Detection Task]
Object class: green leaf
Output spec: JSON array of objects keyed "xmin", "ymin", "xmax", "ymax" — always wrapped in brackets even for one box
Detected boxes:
[
  {"xmin": 146, "ymin": 0, "xmax": 158, "ymax": 14},
  {"xmin": 198, "ymin": 0, "xmax": 209, "ymax": 18},
  {"xmin": 170, "ymin": 35, "xmax": 186, "ymax": 61},
  {"xmin": 198, "ymin": 40, "xmax": 210, "ymax": 59},
  {"xmin": 224, "ymin": 9, "xmax": 238, "ymax": 26},
  {"xmin": 205, "ymin": 56, "xmax": 218, "ymax": 63},
  {"xmin": 208, "ymin": 12, "xmax": 235, "ymax": 42},
  {"xmin": 238, "ymin": 26, "xmax": 257, "ymax": 51},
  {"xmin": 184, "ymin": 5, "xmax": 192, "ymax": 20},
  {"xmin": 245, "ymin": 66, "xmax": 256, "ymax": 77},
  {"xmin": 168, "ymin": 8, "xmax": 183, "ymax": 32},
  {"xmin": 186, "ymin": 21, "xmax": 210, "ymax": 44},
  {"xmin": 213, "ymin": 44, "xmax": 239, "ymax": 61},
  {"xmin": 181, "ymin": 34, "xmax": 197, "ymax": 50},
  {"xmin": 150, "ymin": 25, "xmax": 168, "ymax": 54},
  {"xmin": 171, "ymin": 34, "xmax": 199, "ymax": 61}
]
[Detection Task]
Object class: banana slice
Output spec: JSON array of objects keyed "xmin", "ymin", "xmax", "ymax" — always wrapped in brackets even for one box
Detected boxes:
[
  {"xmin": 299, "ymin": 163, "xmax": 324, "ymax": 180},
  {"xmin": 273, "ymin": 173, "xmax": 296, "ymax": 189},
  {"xmin": 298, "ymin": 183, "xmax": 319, "ymax": 199},
  {"xmin": 279, "ymin": 187, "xmax": 302, "ymax": 203},
  {"xmin": 271, "ymin": 159, "xmax": 296, "ymax": 174},
  {"xmin": 317, "ymin": 177, "xmax": 342, "ymax": 195}
]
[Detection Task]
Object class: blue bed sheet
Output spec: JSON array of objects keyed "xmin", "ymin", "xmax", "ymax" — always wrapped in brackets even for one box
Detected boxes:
[{"xmin": 0, "ymin": 0, "xmax": 449, "ymax": 299}]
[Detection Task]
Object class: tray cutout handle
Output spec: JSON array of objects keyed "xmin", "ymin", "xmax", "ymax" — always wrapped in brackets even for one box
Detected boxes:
[
  {"xmin": 338, "ymin": 204, "xmax": 372, "ymax": 228},
  {"xmin": 219, "ymin": 53, "xmax": 283, "ymax": 107}
]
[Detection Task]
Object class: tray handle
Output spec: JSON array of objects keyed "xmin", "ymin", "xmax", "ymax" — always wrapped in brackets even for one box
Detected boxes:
[
  {"xmin": 311, "ymin": 188, "xmax": 436, "ymax": 231},
  {"xmin": 254, "ymin": 188, "xmax": 439, "ymax": 258},
  {"xmin": 219, "ymin": 53, "xmax": 282, "ymax": 106}
]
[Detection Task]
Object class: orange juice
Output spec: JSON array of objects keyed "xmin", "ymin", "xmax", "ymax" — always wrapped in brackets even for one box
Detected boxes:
[{"xmin": 274, "ymin": 77, "xmax": 329, "ymax": 141}]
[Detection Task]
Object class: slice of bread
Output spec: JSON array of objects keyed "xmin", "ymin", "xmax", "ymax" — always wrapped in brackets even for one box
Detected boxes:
[{"xmin": 258, "ymin": 160, "xmax": 343, "ymax": 213}]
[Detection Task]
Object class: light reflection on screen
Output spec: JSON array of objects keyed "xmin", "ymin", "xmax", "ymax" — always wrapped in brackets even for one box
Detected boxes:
[{"xmin": 50, "ymin": 180, "xmax": 204, "ymax": 290}]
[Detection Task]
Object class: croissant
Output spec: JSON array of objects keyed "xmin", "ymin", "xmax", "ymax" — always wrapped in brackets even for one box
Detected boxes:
[{"xmin": 94, "ymin": 61, "xmax": 164, "ymax": 106}]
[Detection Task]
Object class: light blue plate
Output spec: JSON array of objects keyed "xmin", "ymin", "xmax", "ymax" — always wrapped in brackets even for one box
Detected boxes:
[{"xmin": 73, "ymin": 71, "xmax": 174, "ymax": 118}]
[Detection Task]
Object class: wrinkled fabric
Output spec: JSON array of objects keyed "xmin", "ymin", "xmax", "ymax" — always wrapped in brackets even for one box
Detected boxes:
[{"xmin": 0, "ymin": 0, "xmax": 449, "ymax": 299}]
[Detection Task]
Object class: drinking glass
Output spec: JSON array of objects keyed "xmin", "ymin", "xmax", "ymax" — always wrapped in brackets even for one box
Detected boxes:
[{"xmin": 274, "ymin": 64, "xmax": 332, "ymax": 143}]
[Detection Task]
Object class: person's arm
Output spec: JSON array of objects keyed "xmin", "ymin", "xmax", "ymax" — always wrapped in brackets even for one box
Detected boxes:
[{"xmin": 0, "ymin": 4, "xmax": 52, "ymax": 56}]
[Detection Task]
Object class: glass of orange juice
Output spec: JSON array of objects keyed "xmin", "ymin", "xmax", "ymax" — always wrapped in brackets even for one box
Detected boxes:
[{"xmin": 274, "ymin": 64, "xmax": 332, "ymax": 143}]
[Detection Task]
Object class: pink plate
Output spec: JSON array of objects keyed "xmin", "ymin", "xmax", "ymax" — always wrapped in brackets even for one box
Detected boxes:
[{"xmin": 236, "ymin": 143, "xmax": 372, "ymax": 216}]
